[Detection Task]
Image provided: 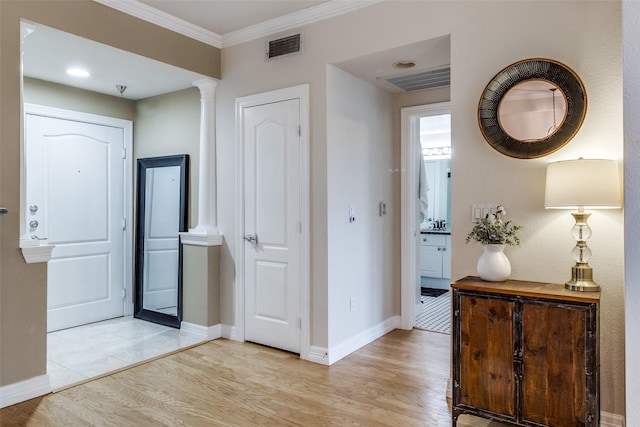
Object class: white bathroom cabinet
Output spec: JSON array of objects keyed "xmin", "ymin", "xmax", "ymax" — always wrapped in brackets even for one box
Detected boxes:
[{"xmin": 419, "ymin": 233, "xmax": 451, "ymax": 279}]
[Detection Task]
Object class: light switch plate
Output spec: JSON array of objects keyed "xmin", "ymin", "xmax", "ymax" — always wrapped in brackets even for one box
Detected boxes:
[{"xmin": 471, "ymin": 204, "xmax": 499, "ymax": 222}]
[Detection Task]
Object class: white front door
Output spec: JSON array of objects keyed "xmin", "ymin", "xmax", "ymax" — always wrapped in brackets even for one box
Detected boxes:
[
  {"xmin": 243, "ymin": 98, "xmax": 301, "ymax": 354},
  {"xmin": 25, "ymin": 108, "xmax": 129, "ymax": 332}
]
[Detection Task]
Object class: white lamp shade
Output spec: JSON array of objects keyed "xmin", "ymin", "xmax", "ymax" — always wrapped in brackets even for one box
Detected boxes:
[{"xmin": 545, "ymin": 159, "xmax": 621, "ymax": 209}]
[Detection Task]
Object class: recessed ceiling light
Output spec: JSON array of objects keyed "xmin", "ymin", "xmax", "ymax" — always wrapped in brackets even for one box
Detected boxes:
[
  {"xmin": 393, "ymin": 60, "xmax": 418, "ymax": 69},
  {"xmin": 66, "ymin": 68, "xmax": 90, "ymax": 77}
]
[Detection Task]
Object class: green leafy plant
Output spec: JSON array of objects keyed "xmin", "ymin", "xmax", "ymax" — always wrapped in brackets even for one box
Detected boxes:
[{"xmin": 466, "ymin": 206, "xmax": 522, "ymax": 246}]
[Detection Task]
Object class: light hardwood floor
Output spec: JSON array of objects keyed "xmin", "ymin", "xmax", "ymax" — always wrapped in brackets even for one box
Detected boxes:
[{"xmin": 1, "ymin": 329, "xmax": 497, "ymax": 426}]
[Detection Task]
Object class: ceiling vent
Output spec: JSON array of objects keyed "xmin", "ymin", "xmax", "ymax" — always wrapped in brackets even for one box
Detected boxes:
[
  {"xmin": 380, "ymin": 66, "xmax": 451, "ymax": 92},
  {"xmin": 265, "ymin": 31, "xmax": 303, "ymax": 61}
]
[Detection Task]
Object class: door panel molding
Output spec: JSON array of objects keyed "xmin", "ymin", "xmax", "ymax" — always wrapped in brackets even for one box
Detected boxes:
[{"xmin": 235, "ymin": 84, "xmax": 310, "ymax": 359}]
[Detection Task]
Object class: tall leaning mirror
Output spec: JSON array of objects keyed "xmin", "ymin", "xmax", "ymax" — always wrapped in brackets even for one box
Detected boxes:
[{"xmin": 135, "ymin": 155, "xmax": 189, "ymax": 328}]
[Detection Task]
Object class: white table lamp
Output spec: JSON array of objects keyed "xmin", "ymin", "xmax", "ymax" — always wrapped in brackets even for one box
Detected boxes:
[{"xmin": 544, "ymin": 158, "xmax": 621, "ymax": 291}]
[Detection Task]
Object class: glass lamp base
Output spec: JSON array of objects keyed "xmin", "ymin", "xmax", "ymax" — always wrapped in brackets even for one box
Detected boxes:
[{"xmin": 565, "ymin": 263, "xmax": 601, "ymax": 292}]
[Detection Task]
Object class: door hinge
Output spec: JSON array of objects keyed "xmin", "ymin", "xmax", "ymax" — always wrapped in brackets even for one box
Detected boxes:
[
  {"xmin": 122, "ymin": 148, "xmax": 127, "ymax": 159},
  {"xmin": 122, "ymin": 218, "xmax": 126, "ymax": 230},
  {"xmin": 298, "ymin": 220, "xmax": 302, "ymax": 234},
  {"xmin": 121, "ymin": 288, "xmax": 126, "ymax": 300},
  {"xmin": 297, "ymin": 316, "xmax": 302, "ymax": 329},
  {"xmin": 298, "ymin": 125, "xmax": 301, "ymax": 137}
]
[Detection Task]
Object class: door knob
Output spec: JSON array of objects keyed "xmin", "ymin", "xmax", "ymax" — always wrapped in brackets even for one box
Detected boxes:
[
  {"xmin": 242, "ymin": 234, "xmax": 258, "ymax": 244},
  {"xmin": 0, "ymin": 207, "xmax": 7, "ymax": 216}
]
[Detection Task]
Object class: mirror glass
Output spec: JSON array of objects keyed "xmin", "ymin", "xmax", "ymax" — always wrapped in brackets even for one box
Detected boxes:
[
  {"xmin": 423, "ymin": 159, "xmax": 451, "ymax": 229},
  {"xmin": 135, "ymin": 155, "xmax": 188, "ymax": 328},
  {"xmin": 498, "ymin": 80, "xmax": 567, "ymax": 142}
]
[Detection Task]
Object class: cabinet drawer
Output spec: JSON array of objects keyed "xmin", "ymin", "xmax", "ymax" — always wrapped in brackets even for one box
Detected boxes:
[{"xmin": 420, "ymin": 234, "xmax": 446, "ymax": 246}]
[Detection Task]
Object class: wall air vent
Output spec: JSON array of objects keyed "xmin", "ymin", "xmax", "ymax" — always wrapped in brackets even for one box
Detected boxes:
[
  {"xmin": 380, "ymin": 66, "xmax": 451, "ymax": 92},
  {"xmin": 265, "ymin": 31, "xmax": 303, "ymax": 61}
]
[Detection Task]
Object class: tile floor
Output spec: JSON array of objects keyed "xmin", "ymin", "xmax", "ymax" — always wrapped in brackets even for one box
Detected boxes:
[
  {"xmin": 415, "ymin": 291, "xmax": 451, "ymax": 334},
  {"xmin": 47, "ymin": 316, "xmax": 206, "ymax": 391}
]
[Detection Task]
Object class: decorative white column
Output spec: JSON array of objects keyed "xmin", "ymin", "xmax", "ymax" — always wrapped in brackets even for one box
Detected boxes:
[{"xmin": 180, "ymin": 78, "xmax": 223, "ymax": 246}]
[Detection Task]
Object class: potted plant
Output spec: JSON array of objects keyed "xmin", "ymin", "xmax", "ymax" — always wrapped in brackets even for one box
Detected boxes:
[{"xmin": 466, "ymin": 206, "xmax": 522, "ymax": 281}]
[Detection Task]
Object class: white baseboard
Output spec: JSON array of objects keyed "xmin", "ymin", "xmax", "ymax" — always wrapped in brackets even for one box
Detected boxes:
[
  {"xmin": 222, "ymin": 324, "xmax": 238, "ymax": 341},
  {"xmin": 601, "ymin": 411, "xmax": 625, "ymax": 427},
  {"xmin": 325, "ymin": 315, "xmax": 401, "ymax": 365},
  {"xmin": 306, "ymin": 345, "xmax": 330, "ymax": 365},
  {"xmin": 0, "ymin": 375, "xmax": 51, "ymax": 409},
  {"xmin": 180, "ymin": 321, "xmax": 221, "ymax": 340}
]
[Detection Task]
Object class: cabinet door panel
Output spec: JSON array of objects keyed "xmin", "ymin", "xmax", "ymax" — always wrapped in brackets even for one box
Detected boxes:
[
  {"xmin": 460, "ymin": 295, "xmax": 516, "ymax": 417},
  {"xmin": 522, "ymin": 303, "xmax": 587, "ymax": 426},
  {"xmin": 420, "ymin": 245, "xmax": 442, "ymax": 277}
]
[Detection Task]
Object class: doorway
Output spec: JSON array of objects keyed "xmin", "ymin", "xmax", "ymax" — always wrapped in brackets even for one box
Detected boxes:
[
  {"xmin": 24, "ymin": 104, "xmax": 133, "ymax": 332},
  {"xmin": 400, "ymin": 102, "xmax": 451, "ymax": 331},
  {"xmin": 235, "ymin": 85, "xmax": 310, "ymax": 358}
]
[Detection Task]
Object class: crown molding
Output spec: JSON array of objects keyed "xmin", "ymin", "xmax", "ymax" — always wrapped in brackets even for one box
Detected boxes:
[
  {"xmin": 94, "ymin": 0, "xmax": 381, "ymax": 50},
  {"xmin": 93, "ymin": 0, "xmax": 223, "ymax": 48},
  {"xmin": 221, "ymin": 0, "xmax": 383, "ymax": 48}
]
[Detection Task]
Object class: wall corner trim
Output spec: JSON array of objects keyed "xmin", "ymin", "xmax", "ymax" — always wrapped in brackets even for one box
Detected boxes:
[
  {"xmin": 0, "ymin": 375, "xmax": 51, "ymax": 409},
  {"xmin": 180, "ymin": 321, "xmax": 221, "ymax": 340},
  {"xmin": 221, "ymin": 324, "xmax": 239, "ymax": 341},
  {"xmin": 20, "ymin": 243, "xmax": 55, "ymax": 264},
  {"xmin": 179, "ymin": 232, "xmax": 223, "ymax": 246},
  {"xmin": 306, "ymin": 346, "xmax": 330, "ymax": 366}
]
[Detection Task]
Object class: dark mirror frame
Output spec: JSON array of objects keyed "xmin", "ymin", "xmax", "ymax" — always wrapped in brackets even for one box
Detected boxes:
[
  {"xmin": 135, "ymin": 154, "xmax": 189, "ymax": 328},
  {"xmin": 478, "ymin": 58, "xmax": 587, "ymax": 159}
]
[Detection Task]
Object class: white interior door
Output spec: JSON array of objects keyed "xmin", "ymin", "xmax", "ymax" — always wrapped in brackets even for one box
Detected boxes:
[
  {"xmin": 244, "ymin": 98, "xmax": 301, "ymax": 354},
  {"xmin": 26, "ymin": 111, "xmax": 127, "ymax": 332}
]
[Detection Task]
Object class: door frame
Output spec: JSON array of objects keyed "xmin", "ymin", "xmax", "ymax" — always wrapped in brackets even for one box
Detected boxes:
[
  {"xmin": 400, "ymin": 102, "xmax": 450, "ymax": 329},
  {"xmin": 234, "ymin": 84, "xmax": 310, "ymax": 359},
  {"xmin": 24, "ymin": 103, "xmax": 134, "ymax": 317}
]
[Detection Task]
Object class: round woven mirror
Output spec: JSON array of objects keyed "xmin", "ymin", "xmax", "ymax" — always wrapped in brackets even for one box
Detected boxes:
[{"xmin": 478, "ymin": 59, "xmax": 587, "ymax": 159}]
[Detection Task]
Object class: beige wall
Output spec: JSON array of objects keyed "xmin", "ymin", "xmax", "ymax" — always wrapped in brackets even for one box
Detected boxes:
[
  {"xmin": 135, "ymin": 88, "xmax": 220, "ymax": 327},
  {"xmin": 24, "ymin": 78, "xmax": 135, "ymax": 120},
  {"xmin": 134, "ymin": 88, "xmax": 201, "ymax": 228},
  {"xmin": 217, "ymin": 0, "xmax": 624, "ymax": 416},
  {"xmin": 0, "ymin": 0, "xmax": 626, "ymax": 418},
  {"xmin": 0, "ymin": 0, "xmax": 219, "ymax": 388}
]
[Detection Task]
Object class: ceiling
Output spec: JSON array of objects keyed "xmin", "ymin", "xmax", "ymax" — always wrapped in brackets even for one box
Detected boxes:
[
  {"xmin": 138, "ymin": 0, "xmax": 328, "ymax": 36},
  {"xmin": 22, "ymin": 0, "xmax": 450, "ymax": 101}
]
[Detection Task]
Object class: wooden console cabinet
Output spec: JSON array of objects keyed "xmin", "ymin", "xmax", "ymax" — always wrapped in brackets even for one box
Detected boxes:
[{"xmin": 451, "ymin": 276, "xmax": 600, "ymax": 426}]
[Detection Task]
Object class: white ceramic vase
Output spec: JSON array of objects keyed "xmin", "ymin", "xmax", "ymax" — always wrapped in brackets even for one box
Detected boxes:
[{"xmin": 477, "ymin": 244, "xmax": 511, "ymax": 282}]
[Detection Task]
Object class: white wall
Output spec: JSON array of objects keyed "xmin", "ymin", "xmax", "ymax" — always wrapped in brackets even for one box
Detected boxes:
[
  {"xmin": 326, "ymin": 65, "xmax": 396, "ymax": 351},
  {"xmin": 623, "ymin": 0, "xmax": 639, "ymax": 422},
  {"xmin": 217, "ymin": 1, "xmax": 624, "ymax": 415}
]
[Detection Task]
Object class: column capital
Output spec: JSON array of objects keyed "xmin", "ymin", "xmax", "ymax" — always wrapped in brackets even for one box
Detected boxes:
[{"xmin": 193, "ymin": 78, "xmax": 218, "ymax": 98}]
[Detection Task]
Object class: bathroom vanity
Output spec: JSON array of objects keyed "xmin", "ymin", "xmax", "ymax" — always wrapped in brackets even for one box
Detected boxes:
[{"xmin": 420, "ymin": 230, "xmax": 451, "ymax": 288}]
